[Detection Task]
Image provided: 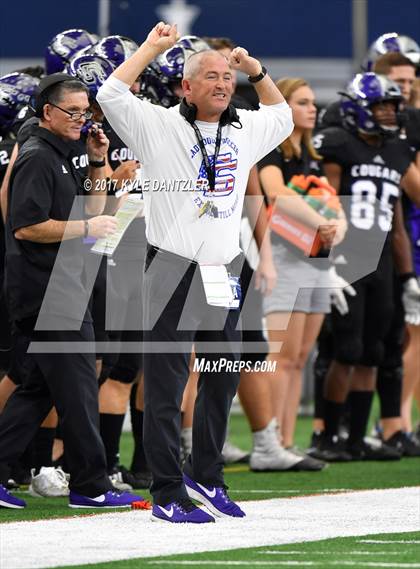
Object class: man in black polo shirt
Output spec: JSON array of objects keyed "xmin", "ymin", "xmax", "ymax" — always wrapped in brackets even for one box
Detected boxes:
[{"xmin": 0, "ymin": 74, "xmax": 144, "ymax": 509}]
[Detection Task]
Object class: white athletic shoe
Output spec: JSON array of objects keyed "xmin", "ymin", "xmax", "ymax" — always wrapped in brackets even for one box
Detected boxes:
[
  {"xmin": 109, "ymin": 469, "xmax": 133, "ymax": 492},
  {"xmin": 180, "ymin": 427, "xmax": 193, "ymax": 463},
  {"xmin": 285, "ymin": 446, "xmax": 308, "ymax": 459},
  {"xmin": 222, "ymin": 439, "xmax": 249, "ymax": 464},
  {"xmin": 29, "ymin": 466, "xmax": 70, "ymax": 497},
  {"xmin": 250, "ymin": 419, "xmax": 325, "ymax": 471}
]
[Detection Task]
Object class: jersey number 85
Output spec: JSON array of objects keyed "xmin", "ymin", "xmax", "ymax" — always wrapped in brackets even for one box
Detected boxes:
[{"xmin": 351, "ymin": 180, "xmax": 399, "ymax": 232}]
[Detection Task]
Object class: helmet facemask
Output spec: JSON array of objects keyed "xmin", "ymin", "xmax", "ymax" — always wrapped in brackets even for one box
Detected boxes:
[{"xmin": 340, "ymin": 73, "xmax": 405, "ymax": 137}]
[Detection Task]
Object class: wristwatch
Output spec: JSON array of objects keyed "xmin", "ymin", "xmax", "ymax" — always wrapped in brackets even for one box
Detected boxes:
[
  {"xmin": 248, "ymin": 66, "xmax": 267, "ymax": 83},
  {"xmin": 89, "ymin": 158, "xmax": 106, "ymax": 168}
]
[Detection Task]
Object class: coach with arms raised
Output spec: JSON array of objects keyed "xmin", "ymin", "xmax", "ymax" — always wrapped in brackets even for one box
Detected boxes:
[{"xmin": 97, "ymin": 22, "xmax": 293, "ymax": 523}]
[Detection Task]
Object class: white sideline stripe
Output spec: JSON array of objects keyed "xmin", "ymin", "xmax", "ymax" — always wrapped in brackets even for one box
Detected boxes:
[
  {"xmin": 358, "ymin": 540, "xmax": 420, "ymax": 544},
  {"xmin": 228, "ymin": 489, "xmax": 349, "ymax": 494},
  {"xmin": 259, "ymin": 551, "xmax": 405, "ymax": 555},
  {"xmin": 147, "ymin": 562, "xmax": 420, "ymax": 567},
  {"xmin": 2, "ymin": 487, "xmax": 419, "ymax": 569},
  {"xmin": 228, "ymin": 490, "xmax": 299, "ymax": 494},
  {"xmin": 20, "ymin": 488, "xmax": 350, "ymax": 496}
]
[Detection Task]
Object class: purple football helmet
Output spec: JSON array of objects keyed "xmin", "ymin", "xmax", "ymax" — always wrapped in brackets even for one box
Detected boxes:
[
  {"xmin": 340, "ymin": 72, "xmax": 404, "ymax": 136},
  {"xmin": 94, "ymin": 35, "xmax": 139, "ymax": 67},
  {"xmin": 156, "ymin": 36, "xmax": 210, "ymax": 81},
  {"xmin": 45, "ymin": 29, "xmax": 99, "ymax": 75},
  {"xmin": 71, "ymin": 44, "xmax": 99, "ymax": 59},
  {"xmin": 67, "ymin": 54, "xmax": 115, "ymax": 98},
  {"xmin": 139, "ymin": 62, "xmax": 179, "ymax": 108},
  {"xmin": 155, "ymin": 45, "xmax": 192, "ymax": 81},
  {"xmin": 142, "ymin": 35, "xmax": 210, "ymax": 108},
  {"xmin": 364, "ymin": 33, "xmax": 420, "ymax": 70},
  {"xmin": 139, "ymin": 35, "xmax": 210, "ymax": 108},
  {"xmin": 177, "ymin": 35, "xmax": 210, "ymax": 53},
  {"xmin": 0, "ymin": 72, "xmax": 40, "ymax": 134}
]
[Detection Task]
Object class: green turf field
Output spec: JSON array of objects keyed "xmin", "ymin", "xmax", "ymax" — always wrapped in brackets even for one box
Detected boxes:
[
  {"xmin": 56, "ymin": 531, "xmax": 420, "ymax": 569},
  {"xmin": 2, "ymin": 411, "xmax": 419, "ymax": 569},
  {"xmin": 1, "ymin": 414, "xmax": 419, "ymax": 523}
]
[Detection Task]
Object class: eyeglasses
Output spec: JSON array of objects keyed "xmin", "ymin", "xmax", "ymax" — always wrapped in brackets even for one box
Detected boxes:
[{"xmin": 48, "ymin": 102, "xmax": 93, "ymax": 122}]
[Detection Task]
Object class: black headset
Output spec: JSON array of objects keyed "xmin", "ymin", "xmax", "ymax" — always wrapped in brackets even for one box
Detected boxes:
[
  {"xmin": 179, "ymin": 97, "xmax": 242, "ymax": 128},
  {"xmin": 33, "ymin": 73, "xmax": 76, "ymax": 118}
]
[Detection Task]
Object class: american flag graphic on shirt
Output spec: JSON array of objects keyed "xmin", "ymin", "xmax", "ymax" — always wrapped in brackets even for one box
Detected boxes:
[{"xmin": 197, "ymin": 152, "xmax": 238, "ymax": 198}]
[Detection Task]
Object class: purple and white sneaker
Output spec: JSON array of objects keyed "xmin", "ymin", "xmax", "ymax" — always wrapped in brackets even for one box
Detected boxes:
[
  {"xmin": 69, "ymin": 489, "xmax": 144, "ymax": 508},
  {"xmin": 151, "ymin": 498, "xmax": 215, "ymax": 523},
  {"xmin": 183, "ymin": 474, "xmax": 245, "ymax": 518},
  {"xmin": 0, "ymin": 484, "xmax": 26, "ymax": 509}
]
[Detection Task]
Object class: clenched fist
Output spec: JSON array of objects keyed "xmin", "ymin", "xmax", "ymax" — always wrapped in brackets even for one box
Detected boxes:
[
  {"xmin": 111, "ymin": 160, "xmax": 139, "ymax": 189},
  {"xmin": 228, "ymin": 47, "xmax": 262, "ymax": 76},
  {"xmin": 145, "ymin": 22, "xmax": 179, "ymax": 55},
  {"xmin": 87, "ymin": 127, "xmax": 109, "ymax": 162}
]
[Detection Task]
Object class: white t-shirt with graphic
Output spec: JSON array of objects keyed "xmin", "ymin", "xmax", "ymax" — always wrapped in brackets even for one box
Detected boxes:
[{"xmin": 97, "ymin": 76, "xmax": 293, "ymax": 264}]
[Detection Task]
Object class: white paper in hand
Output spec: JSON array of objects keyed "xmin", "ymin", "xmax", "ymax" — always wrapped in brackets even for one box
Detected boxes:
[{"xmin": 91, "ymin": 195, "xmax": 144, "ymax": 257}]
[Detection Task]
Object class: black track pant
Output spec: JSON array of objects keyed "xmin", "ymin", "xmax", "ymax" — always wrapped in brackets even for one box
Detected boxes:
[
  {"xmin": 0, "ymin": 320, "xmax": 111, "ymax": 496},
  {"xmin": 143, "ymin": 245, "xmax": 242, "ymax": 505}
]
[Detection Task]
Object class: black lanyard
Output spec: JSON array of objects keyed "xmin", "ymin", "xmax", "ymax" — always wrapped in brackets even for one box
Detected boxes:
[{"xmin": 191, "ymin": 122, "xmax": 222, "ymax": 192}]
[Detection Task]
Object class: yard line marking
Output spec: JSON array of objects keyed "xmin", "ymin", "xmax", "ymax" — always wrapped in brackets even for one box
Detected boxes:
[
  {"xmin": 228, "ymin": 490, "xmax": 300, "ymax": 494},
  {"xmin": 259, "ymin": 551, "xmax": 404, "ymax": 555},
  {"xmin": 224, "ymin": 465, "xmax": 251, "ymax": 473},
  {"xmin": 3, "ymin": 487, "xmax": 419, "ymax": 569},
  {"xmin": 148, "ymin": 563, "xmax": 314, "ymax": 566},
  {"xmin": 358, "ymin": 540, "xmax": 420, "ymax": 544},
  {"xmin": 258, "ymin": 551, "xmax": 306, "ymax": 554},
  {"xmin": 227, "ymin": 489, "xmax": 350, "ymax": 494},
  {"xmin": 147, "ymin": 562, "xmax": 420, "ymax": 567}
]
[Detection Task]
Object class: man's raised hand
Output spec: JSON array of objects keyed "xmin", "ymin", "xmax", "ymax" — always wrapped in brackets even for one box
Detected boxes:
[
  {"xmin": 145, "ymin": 22, "xmax": 179, "ymax": 54},
  {"xmin": 228, "ymin": 47, "xmax": 261, "ymax": 76},
  {"xmin": 87, "ymin": 127, "xmax": 109, "ymax": 162}
]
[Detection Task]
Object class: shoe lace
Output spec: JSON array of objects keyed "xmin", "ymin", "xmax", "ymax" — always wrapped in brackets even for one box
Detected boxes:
[
  {"xmin": 218, "ymin": 486, "xmax": 241, "ymax": 514},
  {"xmin": 54, "ymin": 467, "xmax": 69, "ymax": 485},
  {"xmin": 219, "ymin": 486, "xmax": 231, "ymax": 503},
  {"xmin": 108, "ymin": 490, "xmax": 126, "ymax": 498}
]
